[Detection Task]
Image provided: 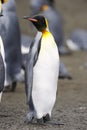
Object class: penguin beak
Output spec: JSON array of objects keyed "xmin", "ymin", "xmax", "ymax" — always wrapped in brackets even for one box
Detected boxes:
[{"xmin": 23, "ymin": 16, "xmax": 38, "ymax": 22}]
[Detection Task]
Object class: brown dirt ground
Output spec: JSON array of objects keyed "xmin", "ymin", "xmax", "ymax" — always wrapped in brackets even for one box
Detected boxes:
[{"xmin": 0, "ymin": 0, "xmax": 87, "ymax": 130}]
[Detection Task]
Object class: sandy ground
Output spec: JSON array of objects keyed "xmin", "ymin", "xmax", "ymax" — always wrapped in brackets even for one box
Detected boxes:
[{"xmin": 0, "ymin": 0, "xmax": 87, "ymax": 130}]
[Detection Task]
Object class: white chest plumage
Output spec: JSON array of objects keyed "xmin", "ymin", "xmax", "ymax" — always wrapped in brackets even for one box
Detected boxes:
[
  {"xmin": 0, "ymin": 36, "xmax": 5, "ymax": 102},
  {"xmin": 0, "ymin": 36, "xmax": 9, "ymax": 86},
  {"xmin": 32, "ymin": 31, "xmax": 59, "ymax": 119},
  {"xmin": 0, "ymin": 37, "xmax": 5, "ymax": 62}
]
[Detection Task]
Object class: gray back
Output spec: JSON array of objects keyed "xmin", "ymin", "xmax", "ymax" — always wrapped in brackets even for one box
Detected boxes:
[{"xmin": 2, "ymin": 0, "xmax": 16, "ymax": 12}]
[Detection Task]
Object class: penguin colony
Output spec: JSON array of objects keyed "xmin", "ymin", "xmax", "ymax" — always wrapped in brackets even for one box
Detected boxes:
[
  {"xmin": 0, "ymin": 0, "xmax": 72, "ymax": 125},
  {"xmin": 1, "ymin": 0, "xmax": 87, "ymax": 126},
  {"xmin": 24, "ymin": 15, "xmax": 59, "ymax": 124}
]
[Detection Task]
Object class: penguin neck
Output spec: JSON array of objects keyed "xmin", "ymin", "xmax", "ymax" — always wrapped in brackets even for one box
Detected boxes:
[
  {"xmin": 42, "ymin": 26, "xmax": 49, "ymax": 33},
  {"xmin": 42, "ymin": 28, "xmax": 51, "ymax": 38},
  {"xmin": 42, "ymin": 30, "xmax": 49, "ymax": 34}
]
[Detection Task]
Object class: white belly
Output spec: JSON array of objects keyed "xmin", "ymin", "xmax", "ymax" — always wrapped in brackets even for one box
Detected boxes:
[{"xmin": 32, "ymin": 35, "xmax": 59, "ymax": 119}]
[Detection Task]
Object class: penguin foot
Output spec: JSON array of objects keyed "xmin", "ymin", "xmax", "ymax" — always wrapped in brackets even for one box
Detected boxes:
[
  {"xmin": 37, "ymin": 118, "xmax": 44, "ymax": 125},
  {"xmin": 43, "ymin": 114, "xmax": 64, "ymax": 126},
  {"xmin": 37, "ymin": 114, "xmax": 64, "ymax": 126},
  {"xmin": 25, "ymin": 114, "xmax": 64, "ymax": 126},
  {"xmin": 25, "ymin": 111, "xmax": 34, "ymax": 124},
  {"xmin": 43, "ymin": 114, "xmax": 51, "ymax": 122},
  {"xmin": 36, "ymin": 113, "xmax": 51, "ymax": 124}
]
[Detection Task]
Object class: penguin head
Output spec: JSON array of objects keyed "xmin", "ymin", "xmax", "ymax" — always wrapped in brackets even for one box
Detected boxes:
[{"xmin": 24, "ymin": 15, "xmax": 48, "ymax": 32}]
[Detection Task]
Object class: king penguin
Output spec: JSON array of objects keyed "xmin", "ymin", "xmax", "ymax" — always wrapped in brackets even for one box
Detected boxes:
[
  {"xmin": 24, "ymin": 15, "xmax": 59, "ymax": 124},
  {"xmin": 0, "ymin": 0, "xmax": 8, "ymax": 102},
  {"xmin": 0, "ymin": 0, "xmax": 22, "ymax": 91}
]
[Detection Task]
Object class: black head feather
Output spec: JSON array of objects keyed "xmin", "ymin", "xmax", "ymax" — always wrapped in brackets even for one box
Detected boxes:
[{"xmin": 24, "ymin": 15, "xmax": 47, "ymax": 32}]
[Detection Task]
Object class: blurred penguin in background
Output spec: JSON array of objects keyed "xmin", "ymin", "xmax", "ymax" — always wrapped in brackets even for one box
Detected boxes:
[
  {"xmin": 3, "ymin": 0, "xmax": 35, "ymax": 82},
  {"xmin": 21, "ymin": 34, "xmax": 33, "ymax": 70},
  {"xmin": 0, "ymin": 0, "xmax": 22, "ymax": 91},
  {"xmin": 0, "ymin": 0, "xmax": 8, "ymax": 102},
  {"xmin": 30, "ymin": 0, "xmax": 55, "ymax": 15},
  {"xmin": 59, "ymin": 62, "xmax": 72, "ymax": 79},
  {"xmin": 30, "ymin": 0, "xmax": 47, "ymax": 15},
  {"xmin": 66, "ymin": 29, "xmax": 87, "ymax": 51}
]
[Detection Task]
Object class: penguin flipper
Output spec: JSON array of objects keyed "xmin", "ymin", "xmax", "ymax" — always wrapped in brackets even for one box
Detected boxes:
[
  {"xmin": 25, "ymin": 41, "xmax": 34, "ymax": 108},
  {"xmin": 25, "ymin": 38, "xmax": 41, "ymax": 109}
]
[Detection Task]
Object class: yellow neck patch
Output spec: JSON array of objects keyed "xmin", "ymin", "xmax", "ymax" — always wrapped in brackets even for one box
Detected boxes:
[
  {"xmin": 40, "ymin": 30, "xmax": 57, "ymax": 55},
  {"xmin": 42, "ymin": 30, "xmax": 51, "ymax": 38}
]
